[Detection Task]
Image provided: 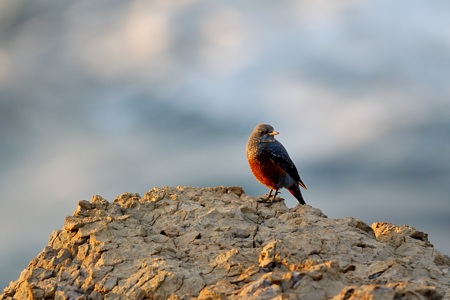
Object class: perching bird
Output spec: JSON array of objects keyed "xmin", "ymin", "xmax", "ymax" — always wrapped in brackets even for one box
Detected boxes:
[{"xmin": 246, "ymin": 124, "xmax": 307, "ymax": 204}]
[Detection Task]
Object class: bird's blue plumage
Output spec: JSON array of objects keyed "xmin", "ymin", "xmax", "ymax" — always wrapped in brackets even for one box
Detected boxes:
[{"xmin": 265, "ymin": 140, "xmax": 303, "ymax": 184}]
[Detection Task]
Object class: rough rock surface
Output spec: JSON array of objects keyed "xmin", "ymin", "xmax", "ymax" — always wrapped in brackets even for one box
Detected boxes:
[{"xmin": 2, "ymin": 186, "xmax": 450, "ymax": 300}]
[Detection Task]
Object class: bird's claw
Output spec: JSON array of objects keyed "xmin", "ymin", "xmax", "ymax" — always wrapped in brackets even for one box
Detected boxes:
[
  {"xmin": 257, "ymin": 197, "xmax": 272, "ymax": 203},
  {"xmin": 271, "ymin": 196, "xmax": 284, "ymax": 203},
  {"xmin": 257, "ymin": 195, "xmax": 284, "ymax": 204}
]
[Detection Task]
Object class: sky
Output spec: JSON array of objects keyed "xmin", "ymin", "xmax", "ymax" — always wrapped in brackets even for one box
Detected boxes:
[{"xmin": 1, "ymin": 0, "xmax": 450, "ymax": 290}]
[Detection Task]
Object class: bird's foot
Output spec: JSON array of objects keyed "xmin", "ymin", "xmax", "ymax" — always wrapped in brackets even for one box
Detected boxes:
[
  {"xmin": 257, "ymin": 194, "xmax": 284, "ymax": 204},
  {"xmin": 271, "ymin": 196, "xmax": 284, "ymax": 203},
  {"xmin": 257, "ymin": 192, "xmax": 273, "ymax": 203},
  {"xmin": 257, "ymin": 196, "xmax": 272, "ymax": 203}
]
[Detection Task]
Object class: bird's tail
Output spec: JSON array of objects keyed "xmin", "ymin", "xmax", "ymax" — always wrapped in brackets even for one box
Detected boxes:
[{"xmin": 288, "ymin": 184, "xmax": 306, "ymax": 205}]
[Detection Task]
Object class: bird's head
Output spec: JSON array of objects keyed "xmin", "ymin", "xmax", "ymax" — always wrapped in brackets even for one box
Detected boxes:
[{"xmin": 253, "ymin": 123, "xmax": 279, "ymax": 143}]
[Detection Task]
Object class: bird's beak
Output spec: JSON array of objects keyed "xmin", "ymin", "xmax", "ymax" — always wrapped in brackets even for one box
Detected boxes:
[{"xmin": 269, "ymin": 131, "xmax": 279, "ymax": 136}]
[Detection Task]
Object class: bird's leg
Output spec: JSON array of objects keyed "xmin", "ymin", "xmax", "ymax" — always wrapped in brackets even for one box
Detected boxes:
[
  {"xmin": 272, "ymin": 189, "xmax": 279, "ymax": 201},
  {"xmin": 258, "ymin": 189, "xmax": 273, "ymax": 203}
]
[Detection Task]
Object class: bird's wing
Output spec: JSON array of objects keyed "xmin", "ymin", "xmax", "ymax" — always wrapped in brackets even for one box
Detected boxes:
[{"xmin": 267, "ymin": 142, "xmax": 308, "ymax": 190}]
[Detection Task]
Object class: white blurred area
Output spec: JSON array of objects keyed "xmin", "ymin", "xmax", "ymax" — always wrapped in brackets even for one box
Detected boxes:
[{"xmin": 1, "ymin": 0, "xmax": 450, "ymax": 289}]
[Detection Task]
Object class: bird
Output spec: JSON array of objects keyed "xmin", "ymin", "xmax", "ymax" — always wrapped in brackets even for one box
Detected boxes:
[{"xmin": 246, "ymin": 123, "xmax": 307, "ymax": 204}]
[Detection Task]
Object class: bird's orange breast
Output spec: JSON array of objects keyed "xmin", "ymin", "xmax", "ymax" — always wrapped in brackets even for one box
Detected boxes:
[{"xmin": 247, "ymin": 156, "xmax": 286, "ymax": 190}]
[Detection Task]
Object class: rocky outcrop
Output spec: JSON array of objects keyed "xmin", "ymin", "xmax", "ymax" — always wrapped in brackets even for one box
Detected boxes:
[{"xmin": 2, "ymin": 186, "xmax": 450, "ymax": 299}]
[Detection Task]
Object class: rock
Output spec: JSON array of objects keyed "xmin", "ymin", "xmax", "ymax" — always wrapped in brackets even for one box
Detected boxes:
[{"xmin": 1, "ymin": 186, "xmax": 449, "ymax": 299}]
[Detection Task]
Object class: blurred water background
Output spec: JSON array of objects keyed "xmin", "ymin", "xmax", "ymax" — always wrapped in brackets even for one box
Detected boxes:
[{"xmin": 1, "ymin": 0, "xmax": 450, "ymax": 289}]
